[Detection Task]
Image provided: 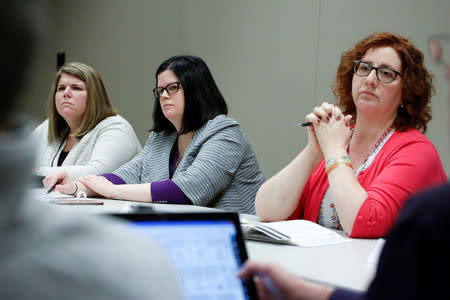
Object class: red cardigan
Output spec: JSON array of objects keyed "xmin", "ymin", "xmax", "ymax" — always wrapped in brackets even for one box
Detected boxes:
[{"xmin": 288, "ymin": 129, "xmax": 447, "ymax": 238}]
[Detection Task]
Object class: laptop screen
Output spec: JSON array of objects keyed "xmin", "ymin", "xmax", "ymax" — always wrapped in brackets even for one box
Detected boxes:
[{"xmin": 111, "ymin": 213, "xmax": 258, "ymax": 300}]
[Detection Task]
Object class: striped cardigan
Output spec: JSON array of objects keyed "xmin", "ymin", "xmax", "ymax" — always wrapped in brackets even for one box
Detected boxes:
[{"xmin": 113, "ymin": 115, "xmax": 264, "ymax": 214}]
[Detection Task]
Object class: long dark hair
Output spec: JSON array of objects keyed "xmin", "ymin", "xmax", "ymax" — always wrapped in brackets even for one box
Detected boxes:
[{"xmin": 152, "ymin": 55, "xmax": 228, "ymax": 133}]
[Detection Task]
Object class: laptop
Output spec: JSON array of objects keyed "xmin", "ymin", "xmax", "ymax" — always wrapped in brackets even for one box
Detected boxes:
[{"xmin": 110, "ymin": 212, "xmax": 258, "ymax": 300}]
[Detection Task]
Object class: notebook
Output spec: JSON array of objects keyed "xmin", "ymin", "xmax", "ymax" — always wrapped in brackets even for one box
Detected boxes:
[
  {"xmin": 110, "ymin": 212, "xmax": 258, "ymax": 300},
  {"xmin": 243, "ymin": 219, "xmax": 350, "ymax": 247}
]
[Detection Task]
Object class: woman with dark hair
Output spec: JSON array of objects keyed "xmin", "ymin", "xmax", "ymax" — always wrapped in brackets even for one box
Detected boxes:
[
  {"xmin": 255, "ymin": 32, "xmax": 446, "ymax": 238},
  {"xmin": 35, "ymin": 62, "xmax": 142, "ymax": 180},
  {"xmin": 45, "ymin": 55, "xmax": 264, "ymax": 214}
]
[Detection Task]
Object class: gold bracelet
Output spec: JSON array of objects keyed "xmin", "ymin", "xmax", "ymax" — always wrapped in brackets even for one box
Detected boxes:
[
  {"xmin": 326, "ymin": 161, "xmax": 352, "ymax": 175},
  {"xmin": 325, "ymin": 155, "xmax": 351, "ymax": 170},
  {"xmin": 325, "ymin": 155, "xmax": 351, "ymax": 172}
]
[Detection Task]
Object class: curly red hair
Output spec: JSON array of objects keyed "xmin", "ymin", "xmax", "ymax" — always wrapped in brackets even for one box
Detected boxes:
[{"xmin": 333, "ymin": 32, "xmax": 433, "ymax": 133}]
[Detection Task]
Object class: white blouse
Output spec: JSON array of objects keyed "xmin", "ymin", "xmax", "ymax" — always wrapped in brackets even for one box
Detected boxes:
[{"xmin": 33, "ymin": 115, "xmax": 142, "ymax": 181}]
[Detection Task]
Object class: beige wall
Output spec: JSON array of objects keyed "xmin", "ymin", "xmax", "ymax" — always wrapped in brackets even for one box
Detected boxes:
[{"xmin": 22, "ymin": 0, "xmax": 450, "ymax": 178}]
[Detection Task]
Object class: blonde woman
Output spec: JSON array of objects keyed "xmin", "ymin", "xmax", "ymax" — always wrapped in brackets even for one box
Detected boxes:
[{"xmin": 34, "ymin": 62, "xmax": 141, "ymax": 180}]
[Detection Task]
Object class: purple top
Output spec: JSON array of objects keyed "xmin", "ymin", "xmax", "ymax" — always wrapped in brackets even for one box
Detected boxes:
[
  {"xmin": 102, "ymin": 173, "xmax": 126, "ymax": 185},
  {"xmin": 102, "ymin": 143, "xmax": 189, "ymax": 204}
]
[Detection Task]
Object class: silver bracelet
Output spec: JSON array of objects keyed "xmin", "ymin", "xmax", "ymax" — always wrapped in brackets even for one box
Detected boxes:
[{"xmin": 71, "ymin": 182, "xmax": 79, "ymax": 196}]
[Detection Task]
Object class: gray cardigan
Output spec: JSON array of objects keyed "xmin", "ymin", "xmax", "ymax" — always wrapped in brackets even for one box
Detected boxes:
[{"xmin": 113, "ymin": 115, "xmax": 264, "ymax": 214}]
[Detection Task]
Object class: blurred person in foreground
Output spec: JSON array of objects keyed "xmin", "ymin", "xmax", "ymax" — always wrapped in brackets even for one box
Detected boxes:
[{"xmin": 0, "ymin": 2, "xmax": 179, "ymax": 299}]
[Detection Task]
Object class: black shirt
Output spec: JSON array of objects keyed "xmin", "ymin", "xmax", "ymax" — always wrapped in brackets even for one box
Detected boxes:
[{"xmin": 57, "ymin": 151, "xmax": 69, "ymax": 167}]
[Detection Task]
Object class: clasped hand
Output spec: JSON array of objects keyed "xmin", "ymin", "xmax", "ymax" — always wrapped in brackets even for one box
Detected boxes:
[{"xmin": 305, "ymin": 102, "xmax": 353, "ymax": 158}]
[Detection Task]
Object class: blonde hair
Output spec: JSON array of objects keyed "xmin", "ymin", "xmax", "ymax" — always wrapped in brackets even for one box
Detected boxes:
[{"xmin": 47, "ymin": 62, "xmax": 117, "ymax": 143}]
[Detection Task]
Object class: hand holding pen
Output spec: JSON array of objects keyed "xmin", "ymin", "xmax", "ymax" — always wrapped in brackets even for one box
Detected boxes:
[
  {"xmin": 43, "ymin": 170, "xmax": 71, "ymax": 194},
  {"xmin": 296, "ymin": 103, "xmax": 352, "ymax": 158},
  {"xmin": 300, "ymin": 103, "xmax": 353, "ymax": 158},
  {"xmin": 46, "ymin": 181, "xmax": 61, "ymax": 194},
  {"xmin": 300, "ymin": 103, "xmax": 352, "ymax": 127}
]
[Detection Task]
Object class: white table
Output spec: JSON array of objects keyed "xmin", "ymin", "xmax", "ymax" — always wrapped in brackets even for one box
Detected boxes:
[
  {"xmin": 246, "ymin": 238, "xmax": 377, "ymax": 292},
  {"xmin": 45, "ymin": 197, "xmax": 219, "ymax": 214},
  {"xmin": 38, "ymin": 193, "xmax": 377, "ymax": 292}
]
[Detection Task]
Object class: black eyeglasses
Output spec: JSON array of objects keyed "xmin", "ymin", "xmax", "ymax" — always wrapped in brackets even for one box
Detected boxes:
[
  {"xmin": 152, "ymin": 82, "xmax": 181, "ymax": 98},
  {"xmin": 353, "ymin": 60, "xmax": 401, "ymax": 83}
]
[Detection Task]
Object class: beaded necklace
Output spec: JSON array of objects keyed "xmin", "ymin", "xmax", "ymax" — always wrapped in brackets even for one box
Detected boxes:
[{"xmin": 347, "ymin": 126, "xmax": 393, "ymax": 171}]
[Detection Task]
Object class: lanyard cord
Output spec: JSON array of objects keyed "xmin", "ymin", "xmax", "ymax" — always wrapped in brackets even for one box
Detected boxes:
[{"xmin": 50, "ymin": 128, "xmax": 69, "ymax": 167}]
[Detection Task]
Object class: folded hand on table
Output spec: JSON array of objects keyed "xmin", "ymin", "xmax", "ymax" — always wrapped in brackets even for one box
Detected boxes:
[{"xmin": 77, "ymin": 174, "xmax": 114, "ymax": 199}]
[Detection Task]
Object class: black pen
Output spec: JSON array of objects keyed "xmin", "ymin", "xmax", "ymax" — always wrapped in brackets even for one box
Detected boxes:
[
  {"xmin": 47, "ymin": 181, "xmax": 61, "ymax": 194},
  {"xmin": 297, "ymin": 122, "xmax": 312, "ymax": 127}
]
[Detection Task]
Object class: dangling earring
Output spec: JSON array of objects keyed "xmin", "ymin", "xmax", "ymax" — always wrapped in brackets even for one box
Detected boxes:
[{"xmin": 400, "ymin": 104, "xmax": 405, "ymax": 108}]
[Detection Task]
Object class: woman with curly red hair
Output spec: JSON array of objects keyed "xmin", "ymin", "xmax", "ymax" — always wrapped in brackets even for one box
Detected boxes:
[{"xmin": 256, "ymin": 32, "xmax": 446, "ymax": 238}]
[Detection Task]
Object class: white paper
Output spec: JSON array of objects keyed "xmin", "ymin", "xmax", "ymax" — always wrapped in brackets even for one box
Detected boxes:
[
  {"xmin": 239, "ymin": 216, "xmax": 249, "ymax": 225},
  {"xmin": 245, "ymin": 219, "xmax": 350, "ymax": 247},
  {"xmin": 368, "ymin": 238, "xmax": 385, "ymax": 265},
  {"xmin": 32, "ymin": 188, "xmax": 75, "ymax": 202}
]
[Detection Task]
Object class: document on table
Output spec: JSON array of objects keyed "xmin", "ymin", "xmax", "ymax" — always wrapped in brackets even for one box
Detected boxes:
[
  {"xmin": 243, "ymin": 219, "xmax": 350, "ymax": 247},
  {"xmin": 33, "ymin": 188, "xmax": 74, "ymax": 202},
  {"xmin": 32, "ymin": 188, "xmax": 104, "ymax": 205},
  {"xmin": 368, "ymin": 238, "xmax": 386, "ymax": 265}
]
